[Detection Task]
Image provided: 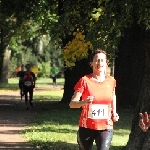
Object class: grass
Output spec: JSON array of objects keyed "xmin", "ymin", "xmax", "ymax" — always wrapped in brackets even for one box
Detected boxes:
[
  {"xmin": 0, "ymin": 77, "xmax": 64, "ymax": 89},
  {"xmin": 23, "ymin": 108, "xmax": 133, "ymax": 150},
  {"xmin": 0, "ymin": 78, "xmax": 133, "ymax": 150}
]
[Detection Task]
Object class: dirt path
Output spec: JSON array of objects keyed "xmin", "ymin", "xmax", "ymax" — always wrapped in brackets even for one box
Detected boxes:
[
  {"xmin": 0, "ymin": 90, "xmax": 39, "ymax": 150},
  {"xmin": 0, "ymin": 85, "xmax": 64, "ymax": 150}
]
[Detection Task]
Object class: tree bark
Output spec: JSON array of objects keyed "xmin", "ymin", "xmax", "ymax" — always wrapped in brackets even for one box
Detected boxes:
[
  {"xmin": 117, "ymin": 27, "xmax": 150, "ymax": 149},
  {"xmin": 0, "ymin": 47, "xmax": 11, "ymax": 83},
  {"xmin": 0, "ymin": 29, "xmax": 10, "ymax": 84},
  {"xmin": 61, "ymin": 58, "xmax": 92, "ymax": 104},
  {"xmin": 125, "ymin": 43, "xmax": 150, "ymax": 149},
  {"xmin": 0, "ymin": 29, "xmax": 4, "ymax": 80},
  {"xmin": 115, "ymin": 25, "xmax": 145, "ymax": 108}
]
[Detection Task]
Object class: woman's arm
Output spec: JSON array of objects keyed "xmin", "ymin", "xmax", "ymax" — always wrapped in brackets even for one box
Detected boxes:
[
  {"xmin": 69, "ymin": 91, "xmax": 94, "ymax": 108},
  {"xmin": 111, "ymin": 88, "xmax": 116, "ymax": 114},
  {"xmin": 111, "ymin": 88, "xmax": 119, "ymax": 122}
]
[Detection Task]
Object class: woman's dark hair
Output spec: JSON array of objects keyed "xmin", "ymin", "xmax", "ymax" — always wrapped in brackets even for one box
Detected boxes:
[{"xmin": 89, "ymin": 48, "xmax": 107, "ymax": 62}]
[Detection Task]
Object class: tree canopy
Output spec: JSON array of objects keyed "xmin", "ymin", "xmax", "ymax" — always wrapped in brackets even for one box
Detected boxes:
[
  {"xmin": 0, "ymin": 0, "xmax": 58, "ymax": 36},
  {"xmin": 53, "ymin": 0, "xmax": 150, "ymax": 67},
  {"xmin": 1, "ymin": 0, "xmax": 149, "ymax": 71},
  {"xmin": 0, "ymin": 0, "xmax": 59, "ymax": 80}
]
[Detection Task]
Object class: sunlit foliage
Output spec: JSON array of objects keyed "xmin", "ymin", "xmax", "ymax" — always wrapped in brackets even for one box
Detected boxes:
[{"xmin": 63, "ymin": 30, "xmax": 92, "ymax": 67}]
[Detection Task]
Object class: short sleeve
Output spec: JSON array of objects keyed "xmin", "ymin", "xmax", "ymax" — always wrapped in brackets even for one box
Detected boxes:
[
  {"xmin": 74, "ymin": 77, "xmax": 86, "ymax": 93},
  {"xmin": 19, "ymin": 71, "xmax": 24, "ymax": 78},
  {"xmin": 16, "ymin": 71, "xmax": 20, "ymax": 77}
]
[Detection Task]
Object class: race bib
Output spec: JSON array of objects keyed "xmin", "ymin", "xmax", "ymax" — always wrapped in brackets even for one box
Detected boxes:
[
  {"xmin": 51, "ymin": 74, "xmax": 55, "ymax": 77},
  {"xmin": 88, "ymin": 104, "xmax": 108, "ymax": 119},
  {"xmin": 24, "ymin": 81, "xmax": 32, "ymax": 86}
]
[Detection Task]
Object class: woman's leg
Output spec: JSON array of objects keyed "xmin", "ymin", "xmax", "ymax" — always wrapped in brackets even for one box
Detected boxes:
[
  {"xmin": 53, "ymin": 77, "xmax": 56, "ymax": 87},
  {"xmin": 95, "ymin": 129, "xmax": 113, "ymax": 150},
  {"xmin": 24, "ymin": 88, "xmax": 29, "ymax": 110},
  {"xmin": 77, "ymin": 127, "xmax": 95, "ymax": 150},
  {"xmin": 29, "ymin": 87, "xmax": 33, "ymax": 107}
]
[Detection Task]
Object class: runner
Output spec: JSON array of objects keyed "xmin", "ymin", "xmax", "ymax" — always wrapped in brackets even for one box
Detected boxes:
[
  {"xmin": 69, "ymin": 49, "xmax": 119, "ymax": 150},
  {"xmin": 20, "ymin": 64, "xmax": 35, "ymax": 110},
  {"xmin": 50, "ymin": 63, "xmax": 59, "ymax": 88}
]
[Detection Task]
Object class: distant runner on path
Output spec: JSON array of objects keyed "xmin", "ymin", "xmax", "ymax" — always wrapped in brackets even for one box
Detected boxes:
[
  {"xmin": 19, "ymin": 64, "xmax": 35, "ymax": 110},
  {"xmin": 50, "ymin": 63, "xmax": 59, "ymax": 88}
]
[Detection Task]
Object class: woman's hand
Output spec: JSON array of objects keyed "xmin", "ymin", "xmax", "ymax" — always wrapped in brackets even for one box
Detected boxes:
[
  {"xmin": 69, "ymin": 92, "xmax": 94, "ymax": 108},
  {"xmin": 84, "ymin": 96, "xmax": 94, "ymax": 105},
  {"xmin": 111, "ymin": 112, "xmax": 119, "ymax": 122},
  {"xmin": 139, "ymin": 112, "xmax": 150, "ymax": 132}
]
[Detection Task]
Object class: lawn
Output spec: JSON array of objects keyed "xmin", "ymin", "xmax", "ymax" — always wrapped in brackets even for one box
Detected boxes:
[
  {"xmin": 1, "ymin": 78, "xmax": 133, "ymax": 150},
  {"xmin": 23, "ymin": 108, "xmax": 133, "ymax": 150}
]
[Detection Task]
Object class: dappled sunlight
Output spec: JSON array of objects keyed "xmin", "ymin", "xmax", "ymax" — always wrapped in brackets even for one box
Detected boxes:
[
  {"xmin": 112, "ymin": 133, "xmax": 129, "ymax": 148},
  {"xmin": 114, "ymin": 129, "xmax": 131, "ymax": 135},
  {"xmin": 0, "ymin": 78, "xmax": 133, "ymax": 149},
  {"xmin": 0, "ymin": 103, "xmax": 12, "ymax": 106},
  {"xmin": 112, "ymin": 131, "xmax": 130, "ymax": 147},
  {"xmin": 0, "ymin": 142, "xmax": 33, "ymax": 149},
  {"xmin": 0, "ymin": 126, "xmax": 25, "ymax": 137}
]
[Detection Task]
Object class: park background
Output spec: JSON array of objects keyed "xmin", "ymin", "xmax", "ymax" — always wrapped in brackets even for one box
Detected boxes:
[{"xmin": 0, "ymin": 0, "xmax": 150, "ymax": 149}]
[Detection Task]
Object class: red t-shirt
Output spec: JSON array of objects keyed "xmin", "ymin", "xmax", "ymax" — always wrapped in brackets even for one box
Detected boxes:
[{"xmin": 74, "ymin": 74, "xmax": 116, "ymax": 130}]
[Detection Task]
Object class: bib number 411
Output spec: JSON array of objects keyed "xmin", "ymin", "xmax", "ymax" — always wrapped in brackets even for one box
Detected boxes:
[{"xmin": 88, "ymin": 104, "xmax": 108, "ymax": 119}]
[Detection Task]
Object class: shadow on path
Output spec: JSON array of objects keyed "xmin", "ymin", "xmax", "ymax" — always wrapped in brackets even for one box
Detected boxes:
[{"xmin": 0, "ymin": 95, "xmax": 36, "ymax": 150}]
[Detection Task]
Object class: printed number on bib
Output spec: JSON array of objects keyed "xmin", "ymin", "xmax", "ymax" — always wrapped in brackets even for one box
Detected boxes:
[
  {"xmin": 88, "ymin": 104, "xmax": 108, "ymax": 119},
  {"xmin": 24, "ymin": 81, "xmax": 32, "ymax": 86}
]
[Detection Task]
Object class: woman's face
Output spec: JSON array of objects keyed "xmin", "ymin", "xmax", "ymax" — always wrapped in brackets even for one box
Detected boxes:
[{"xmin": 91, "ymin": 53, "xmax": 107, "ymax": 73}]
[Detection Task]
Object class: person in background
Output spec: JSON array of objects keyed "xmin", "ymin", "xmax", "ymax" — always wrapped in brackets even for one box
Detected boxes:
[
  {"xmin": 69, "ymin": 49, "xmax": 119, "ymax": 150},
  {"xmin": 15, "ymin": 65, "xmax": 22, "ymax": 74},
  {"xmin": 20, "ymin": 64, "xmax": 35, "ymax": 110},
  {"xmin": 50, "ymin": 63, "xmax": 59, "ymax": 88},
  {"xmin": 30, "ymin": 63, "xmax": 38, "ymax": 81},
  {"xmin": 139, "ymin": 112, "xmax": 150, "ymax": 132},
  {"xmin": 16, "ymin": 64, "xmax": 25, "ymax": 98}
]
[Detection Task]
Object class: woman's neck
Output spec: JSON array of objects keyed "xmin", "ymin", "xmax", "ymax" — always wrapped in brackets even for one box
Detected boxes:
[{"xmin": 92, "ymin": 72, "xmax": 106, "ymax": 82}]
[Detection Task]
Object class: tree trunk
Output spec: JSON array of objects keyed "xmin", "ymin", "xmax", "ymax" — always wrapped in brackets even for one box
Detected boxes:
[
  {"xmin": 61, "ymin": 58, "xmax": 92, "ymax": 104},
  {"xmin": 0, "ymin": 29, "xmax": 10, "ymax": 84},
  {"xmin": 115, "ymin": 26, "xmax": 145, "ymax": 108},
  {"xmin": 57, "ymin": 0, "xmax": 92, "ymax": 104},
  {"xmin": 119, "ymin": 27, "xmax": 150, "ymax": 149},
  {"xmin": 0, "ymin": 47, "xmax": 11, "ymax": 83},
  {"xmin": 0, "ymin": 29, "xmax": 4, "ymax": 80}
]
